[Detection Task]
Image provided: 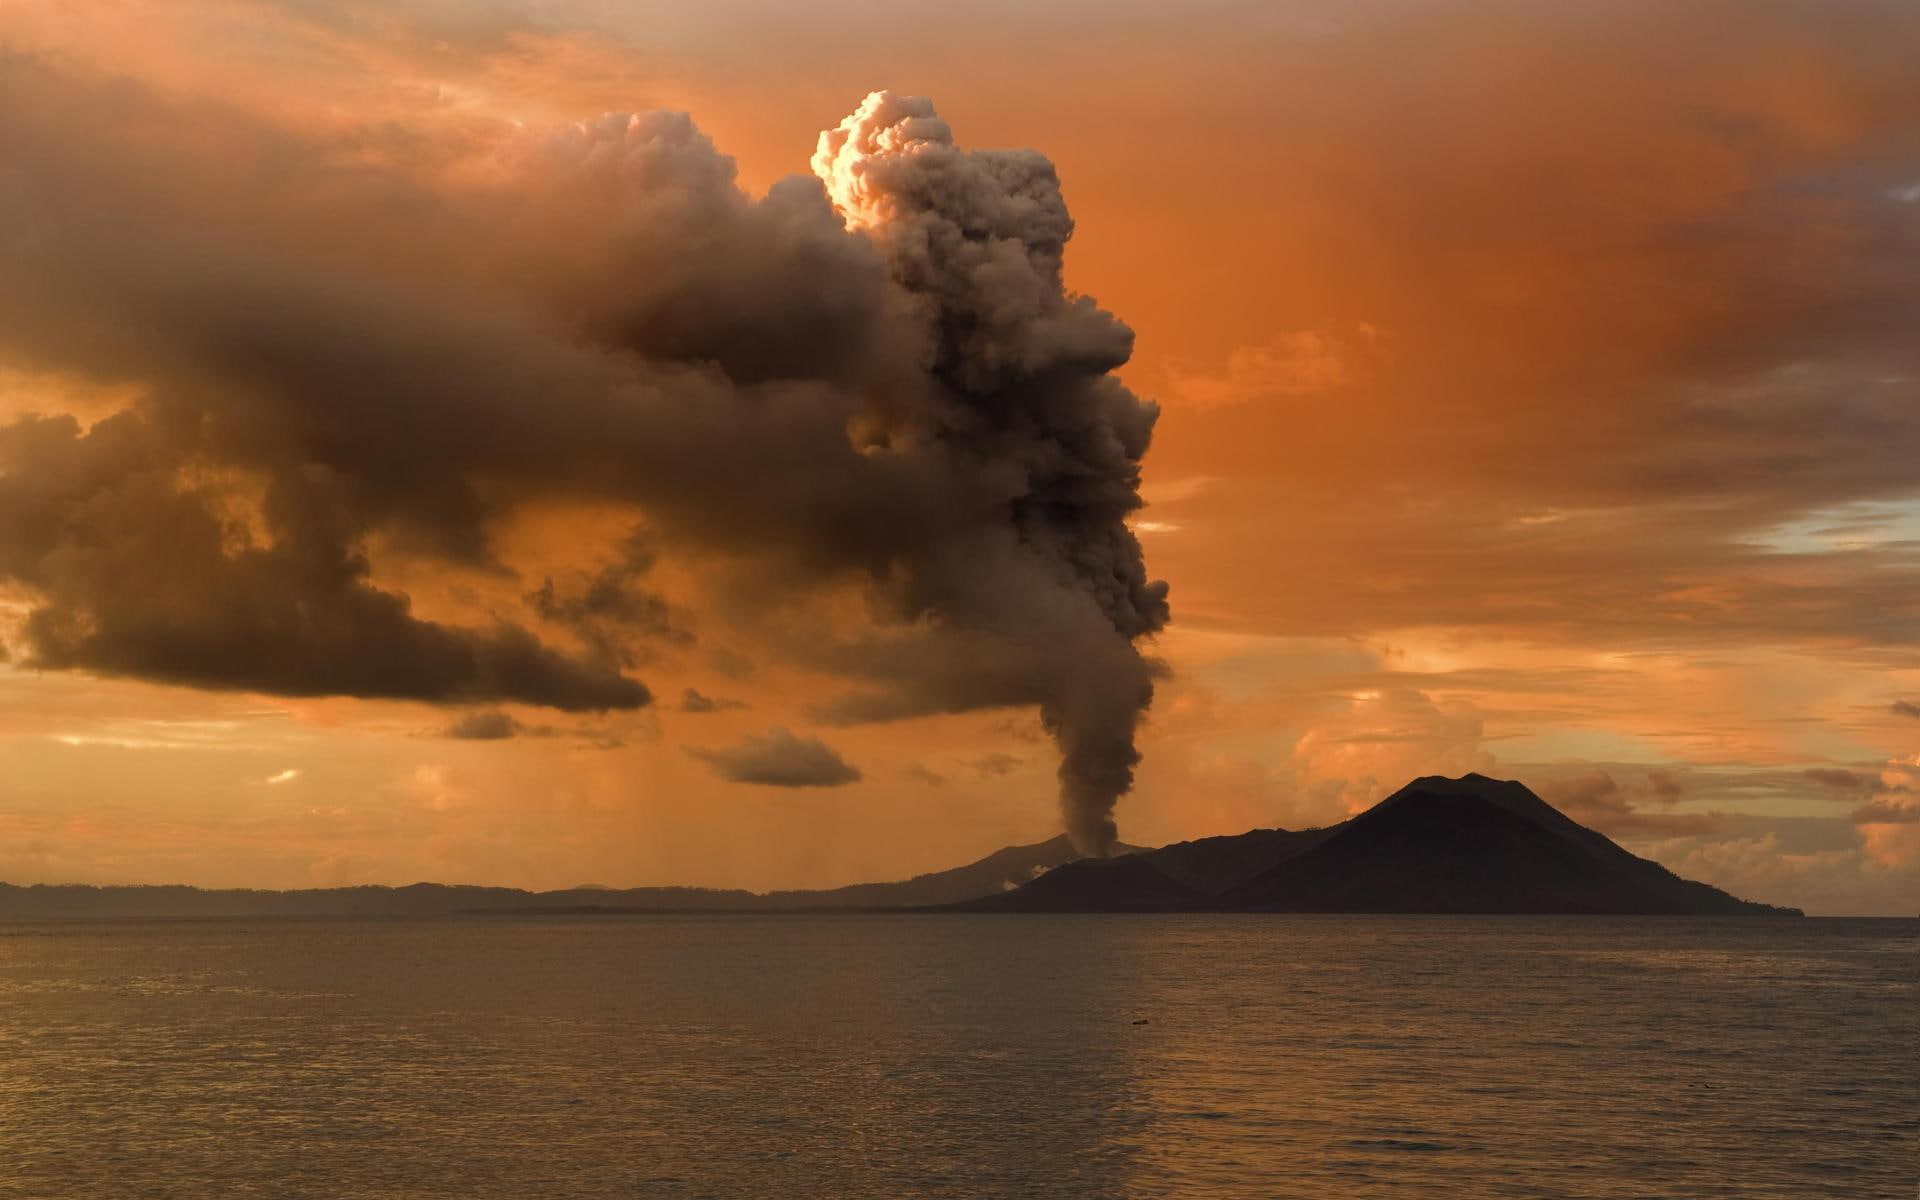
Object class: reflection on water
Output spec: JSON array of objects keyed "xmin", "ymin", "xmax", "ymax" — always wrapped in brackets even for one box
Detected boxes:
[{"xmin": 0, "ymin": 915, "xmax": 1911, "ymax": 1198}]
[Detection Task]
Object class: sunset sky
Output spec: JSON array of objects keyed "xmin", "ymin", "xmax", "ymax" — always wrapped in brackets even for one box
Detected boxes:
[{"xmin": 3, "ymin": 0, "xmax": 1917, "ymax": 914}]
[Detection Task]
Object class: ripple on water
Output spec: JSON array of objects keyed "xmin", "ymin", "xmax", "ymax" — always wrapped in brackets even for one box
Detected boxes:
[{"xmin": 0, "ymin": 913, "xmax": 1910, "ymax": 1199}]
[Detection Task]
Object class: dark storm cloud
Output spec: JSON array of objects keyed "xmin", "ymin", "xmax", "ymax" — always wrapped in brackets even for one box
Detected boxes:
[
  {"xmin": 0, "ymin": 65, "xmax": 1163, "ymax": 847},
  {"xmin": 0, "ymin": 412, "xmax": 645, "ymax": 711},
  {"xmin": 686, "ymin": 728, "xmax": 862, "ymax": 788}
]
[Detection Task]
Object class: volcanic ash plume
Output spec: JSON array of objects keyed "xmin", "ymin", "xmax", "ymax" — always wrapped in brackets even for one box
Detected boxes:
[
  {"xmin": 0, "ymin": 65, "xmax": 1165, "ymax": 854},
  {"xmin": 813, "ymin": 93, "xmax": 1170, "ymax": 853}
]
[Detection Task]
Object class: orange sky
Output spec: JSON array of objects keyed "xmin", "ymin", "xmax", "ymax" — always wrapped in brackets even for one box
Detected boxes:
[{"xmin": 2, "ymin": 0, "xmax": 1917, "ymax": 913}]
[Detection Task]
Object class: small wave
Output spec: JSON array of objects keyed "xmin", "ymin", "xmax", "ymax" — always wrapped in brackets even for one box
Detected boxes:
[{"xmin": 1346, "ymin": 1138, "xmax": 1455, "ymax": 1153}]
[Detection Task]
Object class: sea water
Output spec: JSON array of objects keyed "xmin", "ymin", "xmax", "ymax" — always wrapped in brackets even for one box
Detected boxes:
[{"xmin": 1, "ymin": 914, "xmax": 1911, "ymax": 1198}]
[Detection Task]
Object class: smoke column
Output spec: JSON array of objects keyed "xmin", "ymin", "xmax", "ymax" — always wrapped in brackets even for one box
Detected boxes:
[
  {"xmin": 813, "ymin": 93, "xmax": 1170, "ymax": 853},
  {"xmin": 0, "ymin": 66, "xmax": 1166, "ymax": 854}
]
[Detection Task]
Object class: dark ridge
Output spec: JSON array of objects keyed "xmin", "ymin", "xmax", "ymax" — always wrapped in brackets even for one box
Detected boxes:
[
  {"xmin": 1143, "ymin": 826, "xmax": 1337, "ymax": 895},
  {"xmin": 0, "ymin": 776, "xmax": 1801, "ymax": 918},
  {"xmin": 757, "ymin": 833, "xmax": 1147, "ymax": 909},
  {"xmin": 0, "ymin": 882, "xmax": 768, "ymax": 920},
  {"xmin": 945, "ymin": 855, "xmax": 1206, "ymax": 913},
  {"xmin": 0, "ymin": 834, "xmax": 1142, "ymax": 919}
]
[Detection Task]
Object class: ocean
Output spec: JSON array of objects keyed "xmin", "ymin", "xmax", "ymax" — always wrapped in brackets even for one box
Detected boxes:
[{"xmin": 1, "ymin": 914, "xmax": 1911, "ymax": 1198}]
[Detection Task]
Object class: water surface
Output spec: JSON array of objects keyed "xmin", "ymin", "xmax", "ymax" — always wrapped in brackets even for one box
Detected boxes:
[{"xmin": 1, "ymin": 915, "xmax": 1911, "ymax": 1198}]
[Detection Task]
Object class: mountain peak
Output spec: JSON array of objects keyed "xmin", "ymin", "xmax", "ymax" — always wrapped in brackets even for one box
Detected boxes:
[{"xmin": 972, "ymin": 774, "xmax": 1798, "ymax": 916}]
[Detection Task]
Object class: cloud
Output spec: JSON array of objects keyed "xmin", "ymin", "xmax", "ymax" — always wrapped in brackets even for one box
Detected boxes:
[
  {"xmin": 1533, "ymin": 769, "xmax": 1724, "ymax": 837},
  {"xmin": 0, "ymin": 410, "xmax": 650, "ymax": 712},
  {"xmin": 902, "ymin": 762, "xmax": 948, "ymax": 788},
  {"xmin": 527, "ymin": 527, "xmax": 688, "ymax": 668},
  {"xmin": 1805, "ymin": 767, "xmax": 1877, "ymax": 794},
  {"xmin": 1167, "ymin": 327, "xmax": 1387, "ymax": 410},
  {"xmin": 677, "ymin": 687, "xmax": 744, "ymax": 714},
  {"xmin": 1114, "ymin": 5, "xmax": 1920, "ymax": 657},
  {"xmin": 0, "ymin": 64, "xmax": 1165, "ymax": 850},
  {"xmin": 1892, "ymin": 700, "xmax": 1920, "ymax": 719},
  {"xmin": 1289, "ymin": 688, "xmax": 1493, "ymax": 814},
  {"xmin": 441, "ymin": 710, "xmax": 524, "ymax": 740},
  {"xmin": 1654, "ymin": 822, "xmax": 1920, "ymax": 914},
  {"xmin": 1846, "ymin": 757, "xmax": 1920, "ymax": 854},
  {"xmin": 1850, "ymin": 798, "xmax": 1920, "ymax": 825},
  {"xmin": 433, "ymin": 708, "xmax": 626, "ymax": 746},
  {"xmin": 968, "ymin": 752, "xmax": 1024, "ymax": 779},
  {"xmin": 686, "ymin": 727, "xmax": 862, "ymax": 788}
]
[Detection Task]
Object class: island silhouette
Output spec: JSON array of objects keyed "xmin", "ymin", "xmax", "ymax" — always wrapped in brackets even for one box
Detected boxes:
[
  {"xmin": 0, "ymin": 776, "xmax": 1798, "ymax": 918},
  {"xmin": 953, "ymin": 775, "xmax": 1794, "ymax": 915}
]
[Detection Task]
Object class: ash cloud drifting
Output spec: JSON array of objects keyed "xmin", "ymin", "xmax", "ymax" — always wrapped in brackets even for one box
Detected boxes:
[{"xmin": 0, "ymin": 71, "xmax": 1166, "ymax": 852}]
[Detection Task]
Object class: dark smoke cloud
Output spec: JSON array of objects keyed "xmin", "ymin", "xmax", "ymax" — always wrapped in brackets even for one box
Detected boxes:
[
  {"xmin": 807, "ymin": 92, "xmax": 1168, "ymax": 850},
  {"xmin": 0, "ymin": 412, "xmax": 645, "ymax": 711},
  {"xmin": 0, "ymin": 66, "xmax": 1165, "ymax": 850},
  {"xmin": 687, "ymin": 728, "xmax": 863, "ymax": 788}
]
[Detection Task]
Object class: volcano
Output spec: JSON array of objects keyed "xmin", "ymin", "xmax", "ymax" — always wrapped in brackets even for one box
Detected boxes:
[{"xmin": 948, "ymin": 774, "xmax": 1798, "ymax": 916}]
